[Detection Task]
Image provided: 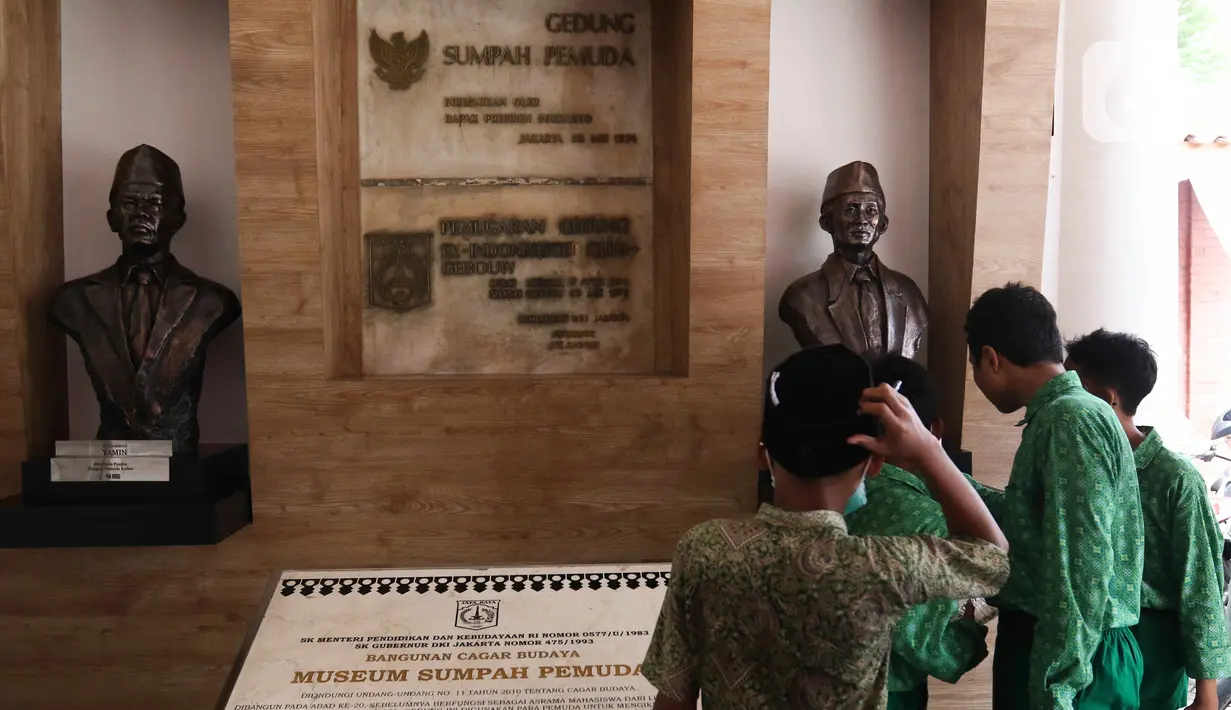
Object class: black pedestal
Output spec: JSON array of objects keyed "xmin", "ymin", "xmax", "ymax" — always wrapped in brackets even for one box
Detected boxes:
[{"xmin": 0, "ymin": 444, "xmax": 253, "ymax": 548}]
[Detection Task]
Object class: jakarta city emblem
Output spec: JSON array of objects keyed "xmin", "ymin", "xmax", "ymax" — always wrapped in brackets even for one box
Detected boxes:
[
  {"xmin": 369, "ymin": 28, "xmax": 430, "ymax": 90},
  {"xmin": 455, "ymin": 600, "xmax": 501, "ymax": 631},
  {"xmin": 367, "ymin": 232, "xmax": 433, "ymax": 312}
]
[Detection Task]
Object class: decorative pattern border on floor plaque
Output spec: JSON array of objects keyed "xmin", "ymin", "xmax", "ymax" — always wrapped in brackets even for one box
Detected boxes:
[
  {"xmin": 279, "ymin": 570, "xmax": 672, "ymax": 597},
  {"xmin": 220, "ymin": 564, "xmax": 674, "ymax": 710}
]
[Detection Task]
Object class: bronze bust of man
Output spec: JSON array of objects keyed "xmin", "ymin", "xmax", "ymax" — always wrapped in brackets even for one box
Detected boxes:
[
  {"xmin": 49, "ymin": 144, "xmax": 241, "ymax": 457},
  {"xmin": 778, "ymin": 161, "xmax": 928, "ymax": 360}
]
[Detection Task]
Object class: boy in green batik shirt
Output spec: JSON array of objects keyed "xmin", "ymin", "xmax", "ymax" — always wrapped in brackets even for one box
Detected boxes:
[
  {"xmin": 964, "ymin": 284, "xmax": 1144, "ymax": 710},
  {"xmin": 641, "ymin": 345, "xmax": 1010, "ymax": 710},
  {"xmin": 847, "ymin": 355, "xmax": 996, "ymax": 710},
  {"xmin": 1066, "ymin": 329, "xmax": 1231, "ymax": 710}
]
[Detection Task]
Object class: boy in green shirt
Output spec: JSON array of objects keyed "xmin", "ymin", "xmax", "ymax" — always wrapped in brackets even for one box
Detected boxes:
[
  {"xmin": 964, "ymin": 284, "xmax": 1144, "ymax": 709},
  {"xmin": 641, "ymin": 345, "xmax": 1010, "ymax": 710},
  {"xmin": 847, "ymin": 355, "xmax": 995, "ymax": 709},
  {"xmin": 1066, "ymin": 329, "xmax": 1231, "ymax": 710}
]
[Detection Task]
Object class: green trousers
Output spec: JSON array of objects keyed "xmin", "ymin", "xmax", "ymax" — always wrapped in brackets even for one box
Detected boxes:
[
  {"xmin": 993, "ymin": 611, "xmax": 1143, "ymax": 710},
  {"xmin": 887, "ymin": 683, "xmax": 929, "ymax": 710},
  {"xmin": 1129, "ymin": 609, "xmax": 1188, "ymax": 709}
]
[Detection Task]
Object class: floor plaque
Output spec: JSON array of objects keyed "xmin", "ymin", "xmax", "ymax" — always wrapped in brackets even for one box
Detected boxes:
[{"xmin": 221, "ymin": 564, "xmax": 671, "ymax": 710}]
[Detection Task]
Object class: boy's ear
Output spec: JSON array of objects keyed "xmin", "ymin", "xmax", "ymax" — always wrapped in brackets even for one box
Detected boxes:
[
  {"xmin": 1091, "ymin": 385, "xmax": 1118, "ymax": 409},
  {"xmin": 931, "ymin": 418, "xmax": 946, "ymax": 441},
  {"xmin": 981, "ymin": 346, "xmax": 1001, "ymax": 373},
  {"xmin": 864, "ymin": 454, "xmax": 886, "ymax": 479}
]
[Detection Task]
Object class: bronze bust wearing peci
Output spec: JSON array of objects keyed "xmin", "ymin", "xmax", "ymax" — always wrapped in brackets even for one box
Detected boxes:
[
  {"xmin": 49, "ymin": 145, "xmax": 240, "ymax": 457},
  {"xmin": 779, "ymin": 161, "xmax": 928, "ymax": 360}
]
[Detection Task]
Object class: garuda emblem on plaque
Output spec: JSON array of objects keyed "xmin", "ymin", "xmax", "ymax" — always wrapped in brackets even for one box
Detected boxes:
[
  {"xmin": 455, "ymin": 600, "xmax": 500, "ymax": 631},
  {"xmin": 367, "ymin": 232, "xmax": 433, "ymax": 312},
  {"xmin": 368, "ymin": 28, "xmax": 430, "ymax": 90}
]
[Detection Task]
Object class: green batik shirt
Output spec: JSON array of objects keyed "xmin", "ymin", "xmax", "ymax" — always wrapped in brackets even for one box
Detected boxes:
[
  {"xmin": 641, "ymin": 504, "xmax": 1009, "ymax": 710},
  {"xmin": 1135, "ymin": 427, "xmax": 1231, "ymax": 679},
  {"xmin": 969, "ymin": 371, "xmax": 1144, "ymax": 709},
  {"xmin": 847, "ymin": 465, "xmax": 990, "ymax": 692}
]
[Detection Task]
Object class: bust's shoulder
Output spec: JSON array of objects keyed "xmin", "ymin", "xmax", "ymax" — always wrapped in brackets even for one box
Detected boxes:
[
  {"xmin": 50, "ymin": 266, "xmax": 112, "ymax": 309},
  {"xmin": 174, "ymin": 263, "xmax": 241, "ymax": 315},
  {"xmin": 878, "ymin": 260, "xmax": 927, "ymax": 311},
  {"xmin": 781, "ymin": 269, "xmax": 830, "ymax": 305},
  {"xmin": 878, "ymin": 261, "xmax": 923, "ymax": 292},
  {"xmin": 54, "ymin": 266, "xmax": 112, "ymax": 295}
]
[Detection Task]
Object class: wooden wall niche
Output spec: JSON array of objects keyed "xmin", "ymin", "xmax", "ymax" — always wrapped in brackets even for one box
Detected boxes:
[
  {"xmin": 237, "ymin": 0, "xmax": 766, "ymax": 561},
  {"xmin": 317, "ymin": 0, "xmax": 692, "ymax": 379}
]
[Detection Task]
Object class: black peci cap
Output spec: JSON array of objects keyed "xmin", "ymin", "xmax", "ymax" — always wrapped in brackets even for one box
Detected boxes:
[{"xmin": 761, "ymin": 345, "xmax": 879, "ymax": 479}]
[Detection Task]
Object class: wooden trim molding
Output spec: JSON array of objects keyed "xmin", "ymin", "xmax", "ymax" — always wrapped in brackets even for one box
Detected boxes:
[{"xmin": 0, "ymin": 0, "xmax": 67, "ymax": 492}]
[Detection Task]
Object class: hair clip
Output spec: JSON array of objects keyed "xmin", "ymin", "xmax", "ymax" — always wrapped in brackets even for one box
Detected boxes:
[{"xmin": 770, "ymin": 371, "xmax": 781, "ymax": 406}]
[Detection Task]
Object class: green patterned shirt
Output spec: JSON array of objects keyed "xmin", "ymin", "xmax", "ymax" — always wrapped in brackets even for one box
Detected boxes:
[
  {"xmin": 1135, "ymin": 427, "xmax": 1231, "ymax": 679},
  {"xmin": 641, "ymin": 504, "xmax": 1009, "ymax": 709},
  {"xmin": 969, "ymin": 371, "xmax": 1143, "ymax": 709},
  {"xmin": 846, "ymin": 465, "xmax": 990, "ymax": 692}
]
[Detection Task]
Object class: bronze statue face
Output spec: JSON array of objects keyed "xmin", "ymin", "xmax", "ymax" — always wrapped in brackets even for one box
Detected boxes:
[
  {"xmin": 820, "ymin": 192, "xmax": 887, "ymax": 252},
  {"xmin": 107, "ymin": 181, "xmax": 185, "ymax": 250}
]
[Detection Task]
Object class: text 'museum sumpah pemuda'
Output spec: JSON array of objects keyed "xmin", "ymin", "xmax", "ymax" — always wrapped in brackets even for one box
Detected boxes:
[
  {"xmin": 220, "ymin": 565, "xmax": 669, "ymax": 710},
  {"xmin": 358, "ymin": 0, "xmax": 654, "ymax": 375}
]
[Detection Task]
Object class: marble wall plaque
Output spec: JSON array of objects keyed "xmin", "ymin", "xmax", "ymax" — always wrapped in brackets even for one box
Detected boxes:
[
  {"xmin": 359, "ymin": 0, "xmax": 652, "ymax": 181},
  {"xmin": 49, "ymin": 456, "xmax": 170, "ymax": 482},
  {"xmin": 54, "ymin": 440, "xmax": 173, "ymax": 457},
  {"xmin": 220, "ymin": 564, "xmax": 672, "ymax": 710},
  {"xmin": 362, "ymin": 185, "xmax": 654, "ymax": 375}
]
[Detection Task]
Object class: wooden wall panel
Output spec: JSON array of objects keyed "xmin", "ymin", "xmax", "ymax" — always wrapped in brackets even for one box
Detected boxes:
[
  {"xmin": 0, "ymin": 0, "xmax": 66, "ymax": 495},
  {"xmin": 928, "ymin": 0, "xmax": 1060, "ymax": 480},
  {"xmin": 929, "ymin": 0, "xmax": 988, "ymax": 452},
  {"xmin": 961, "ymin": 0, "xmax": 1061, "ymax": 485},
  {"xmin": 0, "ymin": 0, "xmax": 769, "ymax": 707}
]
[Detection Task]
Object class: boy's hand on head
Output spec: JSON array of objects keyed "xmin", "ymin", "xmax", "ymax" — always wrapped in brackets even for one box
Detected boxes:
[{"xmin": 848, "ymin": 383, "xmax": 945, "ymax": 471}]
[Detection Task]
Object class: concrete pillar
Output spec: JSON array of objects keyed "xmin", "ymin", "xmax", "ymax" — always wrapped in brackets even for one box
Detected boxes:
[{"xmin": 1055, "ymin": 0, "xmax": 1182, "ymax": 431}]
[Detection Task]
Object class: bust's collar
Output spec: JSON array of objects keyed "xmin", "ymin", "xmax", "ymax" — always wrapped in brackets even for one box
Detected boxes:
[
  {"xmin": 112, "ymin": 253, "xmax": 177, "ymax": 286},
  {"xmin": 822, "ymin": 252, "xmax": 881, "ymax": 300}
]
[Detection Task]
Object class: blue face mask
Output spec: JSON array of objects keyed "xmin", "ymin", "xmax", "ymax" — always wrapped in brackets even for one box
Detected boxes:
[{"xmin": 844, "ymin": 478, "xmax": 868, "ymax": 515}]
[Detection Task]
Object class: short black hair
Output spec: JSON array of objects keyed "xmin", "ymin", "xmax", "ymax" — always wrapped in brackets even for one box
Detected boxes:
[
  {"xmin": 761, "ymin": 345, "xmax": 879, "ymax": 479},
  {"xmin": 965, "ymin": 283, "xmax": 1063, "ymax": 367},
  {"xmin": 1065, "ymin": 329, "xmax": 1157, "ymax": 415},
  {"xmin": 871, "ymin": 355, "xmax": 939, "ymax": 429}
]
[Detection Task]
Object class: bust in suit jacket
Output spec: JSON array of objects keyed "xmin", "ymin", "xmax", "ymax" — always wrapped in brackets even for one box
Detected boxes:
[
  {"xmin": 49, "ymin": 144, "xmax": 240, "ymax": 457},
  {"xmin": 779, "ymin": 161, "xmax": 929, "ymax": 360}
]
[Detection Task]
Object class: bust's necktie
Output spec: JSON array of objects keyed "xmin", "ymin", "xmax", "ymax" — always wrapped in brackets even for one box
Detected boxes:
[
  {"xmin": 127, "ymin": 269, "xmax": 155, "ymax": 366},
  {"xmin": 853, "ymin": 268, "xmax": 883, "ymax": 355}
]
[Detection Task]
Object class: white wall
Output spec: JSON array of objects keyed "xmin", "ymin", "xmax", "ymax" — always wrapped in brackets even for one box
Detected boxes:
[
  {"xmin": 764, "ymin": 0, "xmax": 931, "ymax": 374},
  {"xmin": 60, "ymin": 0, "xmax": 248, "ymax": 444},
  {"xmin": 1040, "ymin": 0, "xmax": 1065, "ymax": 305},
  {"xmin": 1052, "ymin": 0, "xmax": 1183, "ymax": 438}
]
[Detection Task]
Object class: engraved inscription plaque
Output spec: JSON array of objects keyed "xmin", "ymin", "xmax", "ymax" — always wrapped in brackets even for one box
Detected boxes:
[
  {"xmin": 362, "ymin": 186, "xmax": 653, "ymax": 375},
  {"xmin": 359, "ymin": 0, "xmax": 652, "ymax": 180},
  {"xmin": 357, "ymin": 0, "xmax": 655, "ymax": 376}
]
